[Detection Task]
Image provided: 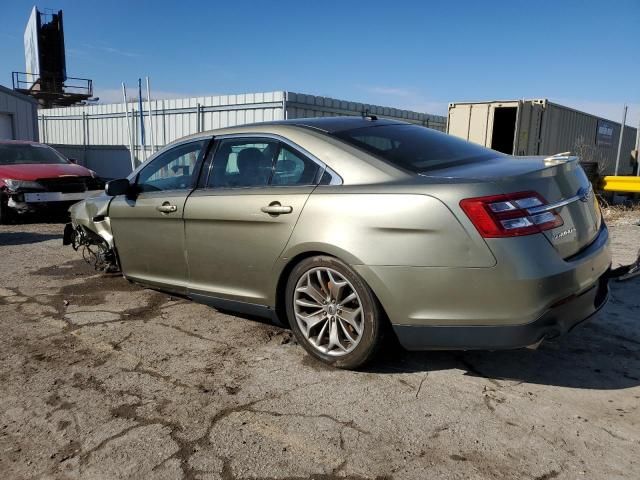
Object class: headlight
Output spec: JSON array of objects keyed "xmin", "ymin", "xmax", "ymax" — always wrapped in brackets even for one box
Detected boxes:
[{"xmin": 2, "ymin": 179, "xmax": 46, "ymax": 191}]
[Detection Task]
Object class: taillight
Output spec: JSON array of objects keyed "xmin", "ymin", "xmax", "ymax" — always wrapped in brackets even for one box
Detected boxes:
[{"xmin": 460, "ymin": 191, "xmax": 563, "ymax": 238}]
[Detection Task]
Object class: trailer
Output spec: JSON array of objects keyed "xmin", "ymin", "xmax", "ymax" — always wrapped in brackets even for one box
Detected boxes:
[{"xmin": 447, "ymin": 99, "xmax": 637, "ymax": 175}]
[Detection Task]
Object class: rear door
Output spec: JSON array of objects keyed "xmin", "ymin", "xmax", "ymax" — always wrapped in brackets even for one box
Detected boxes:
[
  {"xmin": 184, "ymin": 136, "xmax": 324, "ymax": 305},
  {"xmin": 109, "ymin": 139, "xmax": 208, "ymax": 292}
]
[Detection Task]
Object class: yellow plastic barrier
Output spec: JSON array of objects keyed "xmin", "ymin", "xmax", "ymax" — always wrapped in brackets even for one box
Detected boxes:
[{"xmin": 601, "ymin": 176, "xmax": 640, "ymax": 193}]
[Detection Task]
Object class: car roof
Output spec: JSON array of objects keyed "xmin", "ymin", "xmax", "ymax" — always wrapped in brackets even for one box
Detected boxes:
[
  {"xmin": 177, "ymin": 116, "xmax": 413, "ymax": 148},
  {"xmin": 245, "ymin": 116, "xmax": 409, "ymax": 133}
]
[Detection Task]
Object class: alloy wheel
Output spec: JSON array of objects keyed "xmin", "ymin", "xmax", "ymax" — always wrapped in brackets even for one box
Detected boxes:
[{"xmin": 293, "ymin": 267, "xmax": 364, "ymax": 356}]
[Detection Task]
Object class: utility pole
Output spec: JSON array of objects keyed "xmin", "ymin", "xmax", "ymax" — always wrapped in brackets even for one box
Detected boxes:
[
  {"xmin": 614, "ymin": 104, "xmax": 627, "ymax": 176},
  {"xmin": 122, "ymin": 83, "xmax": 135, "ymax": 171},
  {"xmin": 146, "ymin": 77, "xmax": 155, "ymax": 154},
  {"xmin": 138, "ymin": 78, "xmax": 146, "ymax": 162}
]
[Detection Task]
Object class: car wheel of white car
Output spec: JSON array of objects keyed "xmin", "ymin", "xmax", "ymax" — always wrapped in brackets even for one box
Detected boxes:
[{"xmin": 286, "ymin": 255, "xmax": 383, "ymax": 369}]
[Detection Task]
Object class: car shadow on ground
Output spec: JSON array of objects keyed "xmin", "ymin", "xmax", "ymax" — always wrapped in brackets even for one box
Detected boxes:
[
  {"xmin": 0, "ymin": 231, "xmax": 62, "ymax": 246},
  {"xmin": 366, "ymin": 341, "xmax": 640, "ymax": 391},
  {"xmin": 3, "ymin": 214, "xmax": 69, "ymax": 225},
  {"xmin": 222, "ymin": 277, "xmax": 640, "ymax": 390},
  {"xmin": 364, "ymin": 276, "xmax": 640, "ymax": 390}
]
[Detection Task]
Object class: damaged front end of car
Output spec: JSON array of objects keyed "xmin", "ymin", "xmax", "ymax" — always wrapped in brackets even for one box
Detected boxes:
[
  {"xmin": 63, "ymin": 194, "xmax": 120, "ymax": 273},
  {"xmin": 2, "ymin": 180, "xmax": 44, "ymax": 215},
  {"xmin": 0, "ymin": 180, "xmax": 63, "ymax": 222},
  {"xmin": 0, "ymin": 176, "xmax": 106, "ymax": 223}
]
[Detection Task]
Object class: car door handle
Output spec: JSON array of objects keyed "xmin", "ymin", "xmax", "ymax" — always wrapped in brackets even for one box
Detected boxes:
[
  {"xmin": 156, "ymin": 203, "xmax": 178, "ymax": 214},
  {"xmin": 261, "ymin": 204, "xmax": 293, "ymax": 215}
]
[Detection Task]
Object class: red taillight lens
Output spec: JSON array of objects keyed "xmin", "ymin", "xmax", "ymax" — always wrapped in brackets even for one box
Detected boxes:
[{"xmin": 460, "ymin": 191, "xmax": 563, "ymax": 238}]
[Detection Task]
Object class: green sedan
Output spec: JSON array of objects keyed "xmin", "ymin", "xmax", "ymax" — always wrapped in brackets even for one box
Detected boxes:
[{"xmin": 65, "ymin": 116, "xmax": 611, "ymax": 368}]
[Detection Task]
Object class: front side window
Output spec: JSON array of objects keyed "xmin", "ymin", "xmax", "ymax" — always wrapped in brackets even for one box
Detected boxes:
[
  {"xmin": 137, "ymin": 140, "xmax": 205, "ymax": 192},
  {"xmin": 333, "ymin": 124, "xmax": 499, "ymax": 173}
]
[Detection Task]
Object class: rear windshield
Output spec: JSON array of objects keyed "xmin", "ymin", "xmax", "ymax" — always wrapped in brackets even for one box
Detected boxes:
[
  {"xmin": 0, "ymin": 144, "xmax": 69, "ymax": 165},
  {"xmin": 333, "ymin": 124, "xmax": 500, "ymax": 173}
]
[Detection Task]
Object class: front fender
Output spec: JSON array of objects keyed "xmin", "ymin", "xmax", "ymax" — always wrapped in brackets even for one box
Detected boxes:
[{"xmin": 69, "ymin": 194, "xmax": 115, "ymax": 247}]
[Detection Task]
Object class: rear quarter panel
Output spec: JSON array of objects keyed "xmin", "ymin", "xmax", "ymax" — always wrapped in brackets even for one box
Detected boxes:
[{"xmin": 280, "ymin": 188, "xmax": 496, "ymax": 268}]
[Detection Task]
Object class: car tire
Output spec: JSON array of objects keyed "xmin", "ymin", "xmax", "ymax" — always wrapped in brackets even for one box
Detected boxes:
[
  {"xmin": 0, "ymin": 197, "xmax": 11, "ymax": 225},
  {"xmin": 285, "ymin": 255, "xmax": 383, "ymax": 369}
]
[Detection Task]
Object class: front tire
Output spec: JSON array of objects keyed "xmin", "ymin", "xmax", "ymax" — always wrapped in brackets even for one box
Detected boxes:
[
  {"xmin": 285, "ymin": 255, "xmax": 383, "ymax": 369},
  {"xmin": 0, "ymin": 196, "xmax": 11, "ymax": 225}
]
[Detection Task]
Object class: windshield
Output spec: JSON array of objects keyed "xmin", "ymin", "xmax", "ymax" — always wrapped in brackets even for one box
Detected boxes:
[
  {"xmin": 333, "ymin": 124, "xmax": 501, "ymax": 173},
  {"xmin": 0, "ymin": 144, "xmax": 70, "ymax": 165}
]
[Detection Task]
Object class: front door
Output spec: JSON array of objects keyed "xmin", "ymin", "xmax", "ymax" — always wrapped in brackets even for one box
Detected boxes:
[
  {"xmin": 184, "ymin": 137, "xmax": 322, "ymax": 305},
  {"xmin": 109, "ymin": 139, "xmax": 208, "ymax": 293}
]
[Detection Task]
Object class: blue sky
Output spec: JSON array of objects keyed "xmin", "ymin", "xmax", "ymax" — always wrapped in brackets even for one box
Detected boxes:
[{"xmin": 1, "ymin": 0, "xmax": 639, "ymax": 124}]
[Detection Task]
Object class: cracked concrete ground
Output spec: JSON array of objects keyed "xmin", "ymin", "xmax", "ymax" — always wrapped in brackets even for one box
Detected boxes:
[{"xmin": 1, "ymin": 220, "xmax": 639, "ymax": 480}]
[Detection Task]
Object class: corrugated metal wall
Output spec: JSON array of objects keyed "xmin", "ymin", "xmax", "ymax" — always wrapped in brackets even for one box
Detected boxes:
[
  {"xmin": 540, "ymin": 102, "xmax": 637, "ymax": 175},
  {"xmin": 0, "ymin": 85, "xmax": 39, "ymax": 141},
  {"xmin": 37, "ymin": 90, "xmax": 447, "ymax": 173},
  {"xmin": 40, "ymin": 91, "xmax": 286, "ymax": 152},
  {"xmin": 285, "ymin": 92, "xmax": 447, "ymax": 130}
]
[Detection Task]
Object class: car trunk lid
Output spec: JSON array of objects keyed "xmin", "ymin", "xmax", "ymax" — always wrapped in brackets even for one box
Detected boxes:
[{"xmin": 424, "ymin": 154, "xmax": 602, "ymax": 258}]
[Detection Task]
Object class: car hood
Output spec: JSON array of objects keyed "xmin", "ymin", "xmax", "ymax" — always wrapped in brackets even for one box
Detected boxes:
[{"xmin": 0, "ymin": 163, "xmax": 93, "ymax": 181}]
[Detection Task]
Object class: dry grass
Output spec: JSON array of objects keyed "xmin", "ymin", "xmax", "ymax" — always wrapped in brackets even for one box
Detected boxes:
[{"xmin": 599, "ymin": 195, "xmax": 640, "ymax": 225}]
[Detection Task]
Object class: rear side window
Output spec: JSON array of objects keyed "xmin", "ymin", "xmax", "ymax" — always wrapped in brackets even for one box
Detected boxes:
[
  {"xmin": 209, "ymin": 139, "xmax": 279, "ymax": 188},
  {"xmin": 272, "ymin": 145, "xmax": 321, "ymax": 186},
  {"xmin": 207, "ymin": 138, "xmax": 322, "ymax": 188},
  {"xmin": 333, "ymin": 124, "xmax": 499, "ymax": 173}
]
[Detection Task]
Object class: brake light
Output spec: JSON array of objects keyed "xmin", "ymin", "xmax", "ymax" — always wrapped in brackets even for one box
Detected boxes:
[{"xmin": 460, "ymin": 191, "xmax": 563, "ymax": 238}]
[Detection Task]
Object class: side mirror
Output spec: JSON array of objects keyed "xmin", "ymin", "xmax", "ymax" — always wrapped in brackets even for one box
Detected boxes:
[
  {"xmin": 68, "ymin": 158, "xmax": 78, "ymax": 164},
  {"xmin": 105, "ymin": 178, "xmax": 131, "ymax": 196}
]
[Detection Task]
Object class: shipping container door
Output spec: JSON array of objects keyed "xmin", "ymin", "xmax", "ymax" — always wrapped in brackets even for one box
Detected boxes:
[
  {"xmin": 467, "ymin": 104, "xmax": 491, "ymax": 146},
  {"xmin": 529, "ymin": 102, "xmax": 544, "ymax": 155},
  {"xmin": 447, "ymin": 104, "xmax": 472, "ymax": 140},
  {"xmin": 513, "ymin": 101, "xmax": 544, "ymax": 156},
  {"xmin": 489, "ymin": 104, "xmax": 518, "ymax": 154}
]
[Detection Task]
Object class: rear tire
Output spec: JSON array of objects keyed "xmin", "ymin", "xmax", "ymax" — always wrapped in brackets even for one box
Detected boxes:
[{"xmin": 285, "ymin": 255, "xmax": 383, "ymax": 369}]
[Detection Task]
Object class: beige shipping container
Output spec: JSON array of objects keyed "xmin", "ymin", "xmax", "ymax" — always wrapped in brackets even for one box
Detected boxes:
[{"xmin": 447, "ymin": 99, "xmax": 637, "ymax": 175}]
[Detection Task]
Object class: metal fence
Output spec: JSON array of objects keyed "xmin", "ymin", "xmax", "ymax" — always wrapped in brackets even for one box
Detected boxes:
[{"xmin": 38, "ymin": 91, "xmax": 446, "ymax": 175}]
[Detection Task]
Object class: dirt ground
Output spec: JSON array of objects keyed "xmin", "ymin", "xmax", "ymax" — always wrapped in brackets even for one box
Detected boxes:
[{"xmin": 1, "ymin": 215, "xmax": 639, "ymax": 480}]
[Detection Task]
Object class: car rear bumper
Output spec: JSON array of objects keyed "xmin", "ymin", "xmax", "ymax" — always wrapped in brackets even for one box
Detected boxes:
[
  {"xmin": 353, "ymin": 223, "xmax": 612, "ymax": 350},
  {"xmin": 393, "ymin": 273, "xmax": 609, "ymax": 350}
]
